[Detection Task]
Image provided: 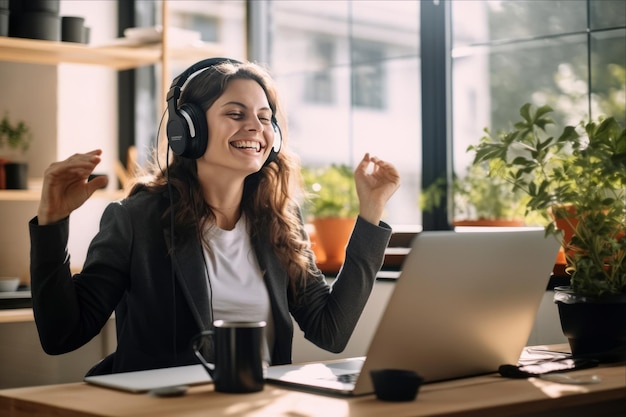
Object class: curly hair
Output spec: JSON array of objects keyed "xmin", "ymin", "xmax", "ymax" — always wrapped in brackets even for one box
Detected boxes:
[{"xmin": 130, "ymin": 61, "xmax": 313, "ymax": 296}]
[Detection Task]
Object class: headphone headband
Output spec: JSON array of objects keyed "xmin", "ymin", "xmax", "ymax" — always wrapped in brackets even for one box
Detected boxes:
[{"xmin": 169, "ymin": 57, "xmax": 242, "ymax": 94}]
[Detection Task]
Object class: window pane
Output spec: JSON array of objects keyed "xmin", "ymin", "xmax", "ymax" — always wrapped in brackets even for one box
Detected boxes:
[
  {"xmin": 166, "ymin": 0, "xmax": 246, "ymax": 75},
  {"xmin": 350, "ymin": 0, "xmax": 420, "ymax": 61},
  {"xmin": 351, "ymin": 58, "xmax": 421, "ymax": 224},
  {"xmin": 276, "ymin": 66, "xmax": 352, "ymax": 163},
  {"xmin": 271, "ymin": 1, "xmax": 421, "ymax": 225},
  {"xmin": 450, "ymin": 0, "xmax": 600, "ymax": 226},
  {"xmin": 590, "ymin": 0, "xmax": 626, "ymax": 29},
  {"xmin": 272, "ymin": 1, "xmax": 351, "ymax": 70},
  {"xmin": 591, "ymin": 29, "xmax": 626, "ymax": 125},
  {"xmin": 453, "ymin": 35, "xmax": 588, "ymax": 171},
  {"xmin": 452, "ymin": 0, "xmax": 587, "ymax": 47}
]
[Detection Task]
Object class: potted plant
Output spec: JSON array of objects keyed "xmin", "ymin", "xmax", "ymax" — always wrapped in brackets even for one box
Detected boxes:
[
  {"xmin": 469, "ymin": 103, "xmax": 626, "ymax": 362},
  {"xmin": 0, "ymin": 112, "xmax": 32, "ymax": 190},
  {"xmin": 302, "ymin": 164, "xmax": 359, "ymax": 272},
  {"xmin": 421, "ymin": 162, "xmax": 529, "ymax": 227}
]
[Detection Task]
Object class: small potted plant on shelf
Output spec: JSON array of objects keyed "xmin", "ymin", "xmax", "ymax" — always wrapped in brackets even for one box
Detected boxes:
[
  {"xmin": 469, "ymin": 103, "xmax": 626, "ymax": 362},
  {"xmin": 302, "ymin": 163, "xmax": 359, "ymax": 272},
  {"xmin": 421, "ymin": 162, "xmax": 529, "ymax": 227},
  {"xmin": 0, "ymin": 112, "xmax": 32, "ymax": 190}
]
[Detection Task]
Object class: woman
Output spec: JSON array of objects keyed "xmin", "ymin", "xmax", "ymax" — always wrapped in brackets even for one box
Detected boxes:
[{"xmin": 29, "ymin": 58, "xmax": 400, "ymax": 376}]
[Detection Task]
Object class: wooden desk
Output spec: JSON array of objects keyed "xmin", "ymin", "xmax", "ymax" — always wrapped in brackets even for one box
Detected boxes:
[{"xmin": 0, "ymin": 365, "xmax": 624, "ymax": 417}]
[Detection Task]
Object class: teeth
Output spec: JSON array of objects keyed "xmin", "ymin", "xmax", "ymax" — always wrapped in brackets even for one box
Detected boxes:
[{"xmin": 231, "ymin": 140, "xmax": 261, "ymax": 152}]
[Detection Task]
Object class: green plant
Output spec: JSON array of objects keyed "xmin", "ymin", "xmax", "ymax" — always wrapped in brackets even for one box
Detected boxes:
[
  {"xmin": 0, "ymin": 112, "xmax": 31, "ymax": 153},
  {"xmin": 421, "ymin": 163, "xmax": 529, "ymax": 223},
  {"xmin": 469, "ymin": 103, "xmax": 626, "ymax": 297},
  {"xmin": 302, "ymin": 164, "xmax": 359, "ymax": 219}
]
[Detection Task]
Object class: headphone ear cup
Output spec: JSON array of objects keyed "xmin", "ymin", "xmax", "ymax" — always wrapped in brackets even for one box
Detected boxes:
[
  {"xmin": 170, "ymin": 103, "xmax": 208, "ymax": 159},
  {"xmin": 264, "ymin": 120, "xmax": 282, "ymax": 166}
]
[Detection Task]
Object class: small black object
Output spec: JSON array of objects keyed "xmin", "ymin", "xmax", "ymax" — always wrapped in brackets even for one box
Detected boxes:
[
  {"xmin": 148, "ymin": 385, "xmax": 188, "ymax": 398},
  {"xmin": 61, "ymin": 16, "xmax": 84, "ymax": 43},
  {"xmin": 498, "ymin": 364, "xmax": 537, "ymax": 379},
  {"xmin": 88, "ymin": 174, "xmax": 108, "ymax": 189},
  {"xmin": 499, "ymin": 357, "xmax": 599, "ymax": 379},
  {"xmin": 370, "ymin": 369, "xmax": 423, "ymax": 402}
]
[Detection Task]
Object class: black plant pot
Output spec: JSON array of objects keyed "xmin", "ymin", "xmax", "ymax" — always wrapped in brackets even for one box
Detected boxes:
[
  {"xmin": 4, "ymin": 162, "xmax": 28, "ymax": 190},
  {"xmin": 9, "ymin": 12, "xmax": 60, "ymax": 40},
  {"xmin": 555, "ymin": 287, "xmax": 626, "ymax": 363},
  {"xmin": 9, "ymin": 0, "xmax": 59, "ymax": 14}
]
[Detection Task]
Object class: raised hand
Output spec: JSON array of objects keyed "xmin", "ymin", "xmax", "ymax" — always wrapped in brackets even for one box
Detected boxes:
[
  {"xmin": 354, "ymin": 153, "xmax": 401, "ymax": 225},
  {"xmin": 37, "ymin": 150, "xmax": 109, "ymax": 225}
]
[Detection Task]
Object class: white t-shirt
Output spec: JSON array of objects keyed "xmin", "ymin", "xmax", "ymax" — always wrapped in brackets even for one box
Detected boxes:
[{"xmin": 202, "ymin": 215, "xmax": 274, "ymax": 364}]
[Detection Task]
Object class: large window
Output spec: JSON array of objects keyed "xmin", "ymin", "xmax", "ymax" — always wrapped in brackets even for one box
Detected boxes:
[
  {"xmin": 450, "ymin": 0, "xmax": 626, "ymax": 225},
  {"xmin": 126, "ymin": 0, "xmax": 624, "ymax": 229}
]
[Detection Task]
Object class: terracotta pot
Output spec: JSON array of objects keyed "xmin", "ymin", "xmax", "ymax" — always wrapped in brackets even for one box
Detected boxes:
[
  {"xmin": 312, "ymin": 217, "xmax": 355, "ymax": 273},
  {"xmin": 551, "ymin": 205, "xmax": 624, "ymax": 264},
  {"xmin": 453, "ymin": 219, "xmax": 525, "ymax": 227},
  {"xmin": 306, "ymin": 224, "xmax": 326, "ymax": 264},
  {"xmin": 551, "ymin": 205, "xmax": 578, "ymax": 249}
]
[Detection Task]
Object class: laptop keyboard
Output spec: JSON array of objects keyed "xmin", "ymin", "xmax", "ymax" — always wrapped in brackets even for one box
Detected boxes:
[{"xmin": 336, "ymin": 372, "xmax": 360, "ymax": 384}]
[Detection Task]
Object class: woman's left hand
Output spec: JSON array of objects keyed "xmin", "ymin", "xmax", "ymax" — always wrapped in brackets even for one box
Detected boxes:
[{"xmin": 354, "ymin": 153, "xmax": 401, "ymax": 225}]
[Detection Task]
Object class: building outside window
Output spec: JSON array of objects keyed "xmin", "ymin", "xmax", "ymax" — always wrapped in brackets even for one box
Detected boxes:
[
  {"xmin": 304, "ymin": 38, "xmax": 336, "ymax": 104},
  {"xmin": 270, "ymin": 0, "xmax": 421, "ymax": 225}
]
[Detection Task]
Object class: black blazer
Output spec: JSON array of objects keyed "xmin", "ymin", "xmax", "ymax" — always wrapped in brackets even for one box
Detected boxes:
[{"xmin": 29, "ymin": 190, "xmax": 392, "ymax": 375}]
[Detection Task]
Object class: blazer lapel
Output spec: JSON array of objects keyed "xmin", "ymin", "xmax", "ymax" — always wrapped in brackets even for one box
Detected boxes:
[
  {"xmin": 163, "ymin": 226, "xmax": 213, "ymax": 332},
  {"xmin": 252, "ymin": 232, "xmax": 293, "ymax": 358}
]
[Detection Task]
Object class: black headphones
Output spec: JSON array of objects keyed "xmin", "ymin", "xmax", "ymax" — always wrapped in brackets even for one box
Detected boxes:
[{"xmin": 165, "ymin": 57, "xmax": 282, "ymax": 164}]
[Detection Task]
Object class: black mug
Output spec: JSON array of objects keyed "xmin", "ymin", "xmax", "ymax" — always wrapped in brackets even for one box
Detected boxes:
[{"xmin": 191, "ymin": 320, "xmax": 266, "ymax": 393}]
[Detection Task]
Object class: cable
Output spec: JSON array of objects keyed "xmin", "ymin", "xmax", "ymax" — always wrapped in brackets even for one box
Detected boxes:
[
  {"xmin": 155, "ymin": 108, "xmax": 178, "ymax": 366},
  {"xmin": 201, "ymin": 250, "xmax": 214, "ymax": 327},
  {"xmin": 167, "ymin": 148, "xmax": 177, "ymax": 366}
]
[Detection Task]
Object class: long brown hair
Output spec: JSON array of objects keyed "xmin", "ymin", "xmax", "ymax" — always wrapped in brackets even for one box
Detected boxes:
[{"xmin": 130, "ymin": 61, "xmax": 312, "ymax": 295}]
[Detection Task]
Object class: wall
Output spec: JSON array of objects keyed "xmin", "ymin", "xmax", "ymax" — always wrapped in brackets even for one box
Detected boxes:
[{"xmin": 292, "ymin": 279, "xmax": 395, "ymax": 363}]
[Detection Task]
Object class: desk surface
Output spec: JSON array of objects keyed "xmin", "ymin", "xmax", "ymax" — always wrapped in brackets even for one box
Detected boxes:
[{"xmin": 0, "ymin": 364, "xmax": 624, "ymax": 417}]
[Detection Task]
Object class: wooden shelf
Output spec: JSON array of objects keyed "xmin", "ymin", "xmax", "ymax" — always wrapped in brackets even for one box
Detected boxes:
[
  {"xmin": 0, "ymin": 36, "xmax": 163, "ymax": 70},
  {"xmin": 0, "ymin": 189, "xmax": 125, "ymax": 202},
  {"xmin": 0, "ymin": 308, "xmax": 33, "ymax": 324},
  {"xmin": 0, "ymin": 37, "xmax": 223, "ymax": 70}
]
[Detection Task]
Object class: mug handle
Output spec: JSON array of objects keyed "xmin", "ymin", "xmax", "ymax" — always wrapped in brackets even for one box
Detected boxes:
[{"xmin": 191, "ymin": 330, "xmax": 215, "ymax": 376}]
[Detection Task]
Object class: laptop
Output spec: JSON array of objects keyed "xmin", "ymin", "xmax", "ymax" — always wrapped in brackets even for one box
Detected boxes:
[
  {"xmin": 84, "ymin": 364, "xmax": 211, "ymax": 393},
  {"xmin": 265, "ymin": 229, "xmax": 561, "ymax": 396}
]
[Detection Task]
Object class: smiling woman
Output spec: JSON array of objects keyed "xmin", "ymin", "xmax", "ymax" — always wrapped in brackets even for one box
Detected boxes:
[{"xmin": 29, "ymin": 57, "xmax": 400, "ymax": 378}]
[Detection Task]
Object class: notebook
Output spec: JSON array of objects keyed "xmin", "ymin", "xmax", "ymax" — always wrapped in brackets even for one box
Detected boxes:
[
  {"xmin": 84, "ymin": 364, "xmax": 211, "ymax": 393},
  {"xmin": 265, "ymin": 229, "xmax": 561, "ymax": 396}
]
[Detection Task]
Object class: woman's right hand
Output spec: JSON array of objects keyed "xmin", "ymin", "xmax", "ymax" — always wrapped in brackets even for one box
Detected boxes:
[{"xmin": 37, "ymin": 150, "xmax": 109, "ymax": 225}]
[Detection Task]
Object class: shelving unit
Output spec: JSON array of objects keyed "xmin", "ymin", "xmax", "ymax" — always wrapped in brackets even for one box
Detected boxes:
[
  {"xmin": 0, "ymin": 0, "xmax": 222, "ymax": 203},
  {"xmin": 0, "ymin": 34, "xmax": 158, "ymax": 202}
]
